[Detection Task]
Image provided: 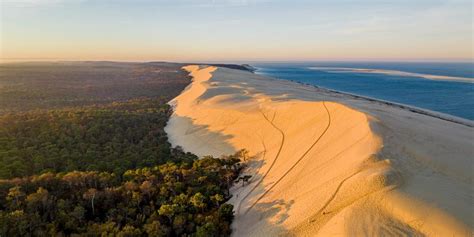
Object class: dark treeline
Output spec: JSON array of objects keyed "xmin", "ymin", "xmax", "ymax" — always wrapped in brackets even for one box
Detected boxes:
[{"xmin": 0, "ymin": 62, "xmax": 245, "ymax": 236}]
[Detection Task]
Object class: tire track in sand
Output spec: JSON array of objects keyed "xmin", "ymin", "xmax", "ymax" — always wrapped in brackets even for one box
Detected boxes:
[
  {"xmin": 236, "ymin": 109, "xmax": 286, "ymax": 216},
  {"xmin": 244, "ymin": 101, "xmax": 332, "ymax": 215},
  {"xmin": 309, "ymin": 169, "xmax": 361, "ymax": 223}
]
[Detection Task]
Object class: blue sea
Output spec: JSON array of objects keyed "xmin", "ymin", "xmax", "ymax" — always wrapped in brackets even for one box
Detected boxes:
[{"xmin": 253, "ymin": 62, "xmax": 474, "ymax": 121}]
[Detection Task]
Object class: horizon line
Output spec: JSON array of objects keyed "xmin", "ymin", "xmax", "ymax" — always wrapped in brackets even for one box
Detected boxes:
[{"xmin": 1, "ymin": 58, "xmax": 473, "ymax": 64}]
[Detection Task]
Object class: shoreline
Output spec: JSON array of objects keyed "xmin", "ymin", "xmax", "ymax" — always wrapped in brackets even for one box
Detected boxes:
[
  {"xmin": 251, "ymin": 68, "xmax": 474, "ymax": 128},
  {"xmin": 288, "ymin": 80, "xmax": 474, "ymax": 128}
]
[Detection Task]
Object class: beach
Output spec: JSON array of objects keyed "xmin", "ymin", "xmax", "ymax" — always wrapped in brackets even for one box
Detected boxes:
[{"xmin": 165, "ymin": 65, "xmax": 473, "ymax": 236}]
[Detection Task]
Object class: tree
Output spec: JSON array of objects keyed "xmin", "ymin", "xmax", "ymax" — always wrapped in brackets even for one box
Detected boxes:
[
  {"xmin": 196, "ymin": 222, "xmax": 218, "ymax": 237},
  {"xmin": 210, "ymin": 194, "xmax": 224, "ymax": 207},
  {"xmin": 144, "ymin": 220, "xmax": 169, "ymax": 237},
  {"xmin": 26, "ymin": 187, "xmax": 50, "ymax": 213},
  {"xmin": 83, "ymin": 188, "xmax": 97, "ymax": 216},
  {"xmin": 236, "ymin": 149, "xmax": 249, "ymax": 162},
  {"xmin": 218, "ymin": 204, "xmax": 234, "ymax": 222},
  {"xmin": 190, "ymin": 193, "xmax": 207, "ymax": 212},
  {"xmin": 6, "ymin": 186, "xmax": 25, "ymax": 209},
  {"xmin": 71, "ymin": 205, "xmax": 86, "ymax": 224},
  {"xmin": 117, "ymin": 224, "xmax": 142, "ymax": 237},
  {"xmin": 158, "ymin": 204, "xmax": 177, "ymax": 224}
]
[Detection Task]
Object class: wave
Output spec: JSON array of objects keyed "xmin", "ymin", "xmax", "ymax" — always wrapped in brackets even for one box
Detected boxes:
[{"xmin": 308, "ymin": 67, "xmax": 473, "ymax": 83}]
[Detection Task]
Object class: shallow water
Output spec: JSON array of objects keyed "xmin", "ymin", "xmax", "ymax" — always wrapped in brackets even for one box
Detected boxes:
[{"xmin": 253, "ymin": 62, "xmax": 474, "ymax": 120}]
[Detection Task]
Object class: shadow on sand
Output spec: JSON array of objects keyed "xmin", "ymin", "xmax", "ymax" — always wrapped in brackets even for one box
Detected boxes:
[
  {"xmin": 231, "ymin": 152, "xmax": 294, "ymax": 236},
  {"xmin": 167, "ymin": 112, "xmax": 292, "ymax": 235}
]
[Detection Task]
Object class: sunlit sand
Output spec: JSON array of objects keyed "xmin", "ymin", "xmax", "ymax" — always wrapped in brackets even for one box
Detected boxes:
[{"xmin": 165, "ymin": 65, "xmax": 473, "ymax": 236}]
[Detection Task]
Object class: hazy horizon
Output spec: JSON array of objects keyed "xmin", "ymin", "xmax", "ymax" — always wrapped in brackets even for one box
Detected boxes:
[
  {"xmin": 1, "ymin": 0, "xmax": 473, "ymax": 62},
  {"xmin": 1, "ymin": 59, "xmax": 473, "ymax": 64}
]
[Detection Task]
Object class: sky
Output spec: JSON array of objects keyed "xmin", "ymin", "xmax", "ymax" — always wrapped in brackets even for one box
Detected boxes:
[{"xmin": 0, "ymin": 0, "xmax": 472, "ymax": 62}]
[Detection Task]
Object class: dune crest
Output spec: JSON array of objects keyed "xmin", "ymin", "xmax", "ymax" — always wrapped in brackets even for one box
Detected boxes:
[{"xmin": 165, "ymin": 65, "xmax": 473, "ymax": 236}]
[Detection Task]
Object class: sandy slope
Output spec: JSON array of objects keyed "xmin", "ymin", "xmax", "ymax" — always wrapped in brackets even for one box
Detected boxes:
[{"xmin": 165, "ymin": 65, "xmax": 473, "ymax": 236}]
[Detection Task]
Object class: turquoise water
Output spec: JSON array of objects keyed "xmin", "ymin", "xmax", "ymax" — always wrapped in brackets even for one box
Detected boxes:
[{"xmin": 253, "ymin": 62, "xmax": 474, "ymax": 120}]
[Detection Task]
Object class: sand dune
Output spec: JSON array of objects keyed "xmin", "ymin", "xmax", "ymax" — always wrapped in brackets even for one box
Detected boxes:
[{"xmin": 165, "ymin": 65, "xmax": 473, "ymax": 236}]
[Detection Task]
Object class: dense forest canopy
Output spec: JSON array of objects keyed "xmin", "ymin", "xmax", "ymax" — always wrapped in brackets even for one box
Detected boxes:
[
  {"xmin": 0, "ymin": 154, "xmax": 243, "ymax": 236},
  {"xmin": 0, "ymin": 98, "xmax": 189, "ymax": 179},
  {"xmin": 0, "ymin": 62, "xmax": 244, "ymax": 236}
]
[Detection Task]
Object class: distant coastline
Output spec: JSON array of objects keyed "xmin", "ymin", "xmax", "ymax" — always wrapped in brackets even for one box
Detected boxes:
[{"xmin": 308, "ymin": 67, "xmax": 474, "ymax": 83}]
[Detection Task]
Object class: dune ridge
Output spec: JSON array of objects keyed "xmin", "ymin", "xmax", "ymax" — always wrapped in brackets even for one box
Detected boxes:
[{"xmin": 165, "ymin": 65, "xmax": 473, "ymax": 236}]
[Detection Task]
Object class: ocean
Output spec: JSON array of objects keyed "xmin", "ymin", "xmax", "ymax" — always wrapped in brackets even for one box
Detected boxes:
[{"xmin": 253, "ymin": 62, "xmax": 474, "ymax": 121}]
